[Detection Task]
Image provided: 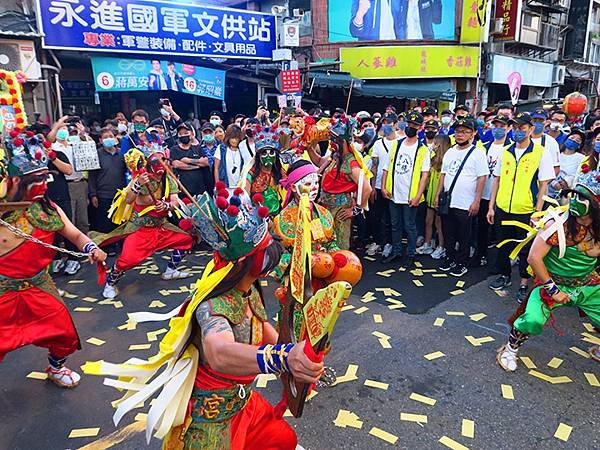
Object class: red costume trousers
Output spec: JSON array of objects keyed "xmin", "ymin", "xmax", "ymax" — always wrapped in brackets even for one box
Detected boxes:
[{"xmin": 116, "ymin": 226, "xmax": 192, "ymax": 272}]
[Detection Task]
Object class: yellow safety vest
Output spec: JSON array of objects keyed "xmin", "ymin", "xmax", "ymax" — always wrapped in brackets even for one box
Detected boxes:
[
  {"xmin": 384, "ymin": 138, "xmax": 429, "ymax": 203},
  {"xmin": 496, "ymin": 142, "xmax": 545, "ymax": 214}
]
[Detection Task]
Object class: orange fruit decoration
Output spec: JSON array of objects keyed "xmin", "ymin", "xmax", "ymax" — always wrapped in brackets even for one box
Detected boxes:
[
  {"xmin": 311, "ymin": 251, "xmax": 335, "ymax": 278},
  {"xmin": 325, "ymin": 250, "xmax": 363, "ymax": 286},
  {"xmin": 562, "ymin": 92, "xmax": 587, "ymax": 117}
]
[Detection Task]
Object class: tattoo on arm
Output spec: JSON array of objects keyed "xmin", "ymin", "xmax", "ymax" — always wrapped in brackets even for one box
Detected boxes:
[{"xmin": 196, "ymin": 302, "xmax": 233, "ymax": 339}]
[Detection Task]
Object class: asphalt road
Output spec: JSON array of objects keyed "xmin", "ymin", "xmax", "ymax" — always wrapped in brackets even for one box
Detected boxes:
[{"xmin": 1, "ymin": 249, "xmax": 599, "ymax": 450}]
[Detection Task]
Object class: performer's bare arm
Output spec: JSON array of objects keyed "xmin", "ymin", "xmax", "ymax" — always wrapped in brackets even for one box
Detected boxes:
[
  {"xmin": 349, "ymin": 166, "xmax": 372, "ymax": 208},
  {"xmin": 55, "ymin": 205, "xmax": 107, "ymax": 263},
  {"xmin": 197, "ymin": 304, "xmax": 323, "ymax": 383},
  {"xmin": 527, "ymin": 229, "xmax": 568, "ymax": 304},
  {"xmin": 262, "ymin": 322, "xmax": 278, "ymax": 345}
]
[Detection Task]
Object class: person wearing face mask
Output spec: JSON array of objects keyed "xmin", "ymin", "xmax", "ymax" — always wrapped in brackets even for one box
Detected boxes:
[
  {"xmin": 209, "ymin": 111, "xmax": 223, "ymax": 129},
  {"xmin": 239, "ymin": 117, "xmax": 259, "ymax": 162},
  {"xmin": 474, "ymin": 114, "xmax": 511, "ymax": 267},
  {"xmin": 418, "ymin": 107, "xmax": 437, "ymax": 140},
  {"xmin": 496, "ymin": 170, "xmax": 600, "ymax": 372},
  {"xmin": 170, "ymin": 123, "xmax": 213, "ymax": 197},
  {"xmin": 215, "ymin": 124, "xmax": 246, "ymax": 189},
  {"xmin": 548, "ymin": 129, "xmax": 586, "ymax": 199},
  {"xmin": 88, "ymin": 129, "xmax": 126, "ymax": 249},
  {"xmin": 119, "ymin": 109, "xmax": 154, "ymax": 156},
  {"xmin": 366, "ymin": 112, "xmax": 398, "ymax": 257},
  {"xmin": 200, "ymin": 123, "xmax": 219, "ymax": 168},
  {"xmin": 243, "ymin": 130, "xmax": 286, "ymax": 217},
  {"xmin": 423, "ymin": 119, "xmax": 439, "ymax": 147},
  {"xmin": 487, "ymin": 112, "xmax": 556, "ymax": 302},
  {"xmin": 530, "ymin": 108, "xmax": 560, "ymax": 177},
  {"xmin": 578, "ymin": 127, "xmax": 600, "ymax": 174},
  {"xmin": 439, "ymin": 110, "xmax": 455, "ymax": 136},
  {"xmin": 547, "ymin": 109, "xmax": 569, "ymax": 146},
  {"xmin": 156, "ymin": 99, "xmax": 182, "ymax": 149},
  {"xmin": 395, "ymin": 112, "xmax": 408, "ymax": 139},
  {"xmin": 381, "ymin": 112, "xmax": 431, "ymax": 267}
]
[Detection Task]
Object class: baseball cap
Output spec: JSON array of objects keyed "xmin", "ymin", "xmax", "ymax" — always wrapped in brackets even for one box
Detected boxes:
[
  {"xmin": 441, "ymin": 109, "xmax": 453, "ymax": 116},
  {"xmin": 423, "ymin": 106, "xmax": 437, "ymax": 116},
  {"xmin": 454, "ymin": 104, "xmax": 469, "ymax": 113},
  {"xmin": 382, "ymin": 112, "xmax": 398, "ymax": 123},
  {"xmin": 201, "ymin": 123, "xmax": 215, "ymax": 132},
  {"xmin": 453, "ymin": 117, "xmax": 476, "ymax": 131},
  {"xmin": 424, "ymin": 119, "xmax": 439, "ymax": 130},
  {"xmin": 531, "ymin": 108, "xmax": 548, "ymax": 120},
  {"xmin": 406, "ymin": 111, "xmax": 424, "ymax": 125},
  {"xmin": 177, "ymin": 122, "xmax": 193, "ymax": 132},
  {"xmin": 508, "ymin": 112, "xmax": 533, "ymax": 126},
  {"xmin": 491, "ymin": 114, "xmax": 510, "ymax": 125}
]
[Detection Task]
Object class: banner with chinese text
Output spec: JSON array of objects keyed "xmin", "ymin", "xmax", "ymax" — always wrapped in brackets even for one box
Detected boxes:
[
  {"xmin": 37, "ymin": 0, "xmax": 277, "ymax": 59},
  {"xmin": 460, "ymin": 0, "xmax": 490, "ymax": 43},
  {"xmin": 494, "ymin": 0, "xmax": 521, "ymax": 41},
  {"xmin": 91, "ymin": 56, "xmax": 225, "ymax": 100},
  {"xmin": 328, "ymin": 0, "xmax": 456, "ymax": 42},
  {"xmin": 340, "ymin": 46, "xmax": 480, "ymax": 79}
]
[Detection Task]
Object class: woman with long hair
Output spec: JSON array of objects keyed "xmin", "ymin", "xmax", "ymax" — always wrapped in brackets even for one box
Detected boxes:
[
  {"xmin": 417, "ymin": 134, "xmax": 451, "ymax": 259},
  {"xmin": 214, "ymin": 124, "xmax": 245, "ymax": 189}
]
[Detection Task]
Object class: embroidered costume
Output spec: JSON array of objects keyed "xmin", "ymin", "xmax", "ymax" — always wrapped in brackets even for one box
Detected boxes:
[
  {"xmin": 0, "ymin": 127, "xmax": 105, "ymax": 387},
  {"xmin": 497, "ymin": 170, "xmax": 600, "ymax": 371},
  {"xmin": 93, "ymin": 142, "xmax": 193, "ymax": 299}
]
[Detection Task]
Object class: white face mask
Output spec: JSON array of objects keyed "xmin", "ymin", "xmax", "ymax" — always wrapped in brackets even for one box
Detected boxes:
[
  {"xmin": 294, "ymin": 172, "xmax": 319, "ymax": 202},
  {"xmin": 117, "ymin": 123, "xmax": 128, "ymax": 133},
  {"xmin": 352, "ymin": 141, "xmax": 364, "ymax": 153},
  {"xmin": 160, "ymin": 108, "xmax": 169, "ymax": 117},
  {"xmin": 549, "ymin": 121, "xmax": 562, "ymax": 131},
  {"xmin": 210, "ymin": 118, "xmax": 222, "ymax": 127}
]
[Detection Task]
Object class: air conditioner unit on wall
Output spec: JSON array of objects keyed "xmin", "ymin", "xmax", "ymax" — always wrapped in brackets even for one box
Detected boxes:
[
  {"xmin": 553, "ymin": 65, "xmax": 566, "ymax": 85},
  {"xmin": 0, "ymin": 40, "xmax": 42, "ymax": 79}
]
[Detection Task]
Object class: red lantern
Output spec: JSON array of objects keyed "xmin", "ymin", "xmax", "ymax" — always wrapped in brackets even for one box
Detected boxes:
[{"xmin": 563, "ymin": 92, "xmax": 588, "ymax": 117}]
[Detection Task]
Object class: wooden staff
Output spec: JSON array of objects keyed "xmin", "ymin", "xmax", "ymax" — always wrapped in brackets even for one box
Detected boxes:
[
  {"xmin": 161, "ymin": 159, "xmax": 204, "ymax": 212},
  {"xmin": 345, "ymin": 80, "xmax": 354, "ymax": 113}
]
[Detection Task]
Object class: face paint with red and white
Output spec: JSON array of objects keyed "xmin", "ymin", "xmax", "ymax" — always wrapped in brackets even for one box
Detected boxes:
[
  {"xmin": 24, "ymin": 171, "xmax": 49, "ymax": 201},
  {"xmin": 293, "ymin": 172, "xmax": 319, "ymax": 202}
]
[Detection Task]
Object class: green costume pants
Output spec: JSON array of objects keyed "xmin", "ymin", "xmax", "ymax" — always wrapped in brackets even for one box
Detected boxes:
[{"xmin": 514, "ymin": 284, "xmax": 600, "ymax": 336}]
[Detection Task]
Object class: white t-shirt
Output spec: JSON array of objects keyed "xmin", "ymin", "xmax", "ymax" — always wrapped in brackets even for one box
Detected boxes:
[
  {"xmin": 532, "ymin": 134, "xmax": 560, "ymax": 168},
  {"xmin": 383, "ymin": 140, "xmax": 430, "ymax": 205},
  {"xmin": 215, "ymin": 147, "xmax": 242, "ymax": 188},
  {"xmin": 559, "ymin": 152, "xmax": 585, "ymax": 180},
  {"xmin": 239, "ymin": 139, "xmax": 255, "ymax": 163},
  {"xmin": 482, "ymin": 143, "xmax": 504, "ymax": 201},
  {"xmin": 370, "ymin": 137, "xmax": 397, "ymax": 190},
  {"xmin": 442, "ymin": 145, "xmax": 488, "ymax": 210},
  {"xmin": 379, "ymin": 0, "xmax": 396, "ymax": 39},
  {"xmin": 493, "ymin": 143, "xmax": 555, "ymax": 181}
]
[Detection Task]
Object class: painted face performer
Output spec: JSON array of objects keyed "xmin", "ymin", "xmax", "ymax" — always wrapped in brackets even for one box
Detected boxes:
[
  {"xmin": 83, "ymin": 190, "xmax": 329, "ymax": 449},
  {"xmin": 0, "ymin": 128, "xmax": 106, "ymax": 387},
  {"xmin": 319, "ymin": 117, "xmax": 372, "ymax": 250},
  {"xmin": 497, "ymin": 169, "xmax": 600, "ymax": 371},
  {"xmin": 93, "ymin": 142, "xmax": 193, "ymax": 299},
  {"xmin": 243, "ymin": 129, "xmax": 285, "ymax": 217}
]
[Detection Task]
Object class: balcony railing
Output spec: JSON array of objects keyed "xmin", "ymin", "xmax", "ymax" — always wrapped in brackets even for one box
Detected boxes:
[{"xmin": 518, "ymin": 21, "xmax": 559, "ymax": 49}]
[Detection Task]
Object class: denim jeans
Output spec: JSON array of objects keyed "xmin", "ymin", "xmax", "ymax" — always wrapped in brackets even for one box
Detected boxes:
[{"xmin": 389, "ymin": 202, "xmax": 417, "ymax": 257}]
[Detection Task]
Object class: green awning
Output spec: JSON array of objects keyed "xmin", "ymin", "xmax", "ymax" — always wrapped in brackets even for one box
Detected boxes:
[
  {"xmin": 309, "ymin": 71, "xmax": 362, "ymax": 88},
  {"xmin": 355, "ymin": 80, "xmax": 456, "ymax": 101}
]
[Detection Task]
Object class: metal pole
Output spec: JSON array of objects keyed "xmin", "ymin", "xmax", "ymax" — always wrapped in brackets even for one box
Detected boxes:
[
  {"xmin": 54, "ymin": 73, "xmax": 63, "ymax": 117},
  {"xmin": 345, "ymin": 80, "xmax": 354, "ymax": 113}
]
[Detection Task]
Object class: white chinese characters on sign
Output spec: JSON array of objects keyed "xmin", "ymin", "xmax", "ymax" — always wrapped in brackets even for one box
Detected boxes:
[
  {"xmin": 161, "ymin": 7, "xmax": 189, "ymax": 35},
  {"xmin": 90, "ymin": 0, "xmax": 125, "ymax": 31},
  {"xmin": 222, "ymin": 14, "xmax": 246, "ymax": 40},
  {"xmin": 49, "ymin": 0, "xmax": 88, "ymax": 27},
  {"xmin": 127, "ymin": 4, "xmax": 158, "ymax": 33},
  {"xmin": 192, "ymin": 11, "xmax": 219, "ymax": 38}
]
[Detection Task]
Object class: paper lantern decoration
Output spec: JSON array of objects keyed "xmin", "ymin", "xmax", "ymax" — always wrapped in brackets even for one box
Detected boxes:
[
  {"xmin": 563, "ymin": 92, "xmax": 588, "ymax": 117},
  {"xmin": 0, "ymin": 70, "xmax": 27, "ymax": 131}
]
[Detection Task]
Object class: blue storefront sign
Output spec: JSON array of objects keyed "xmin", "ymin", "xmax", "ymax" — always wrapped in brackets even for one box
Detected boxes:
[
  {"xmin": 37, "ymin": 0, "xmax": 277, "ymax": 60},
  {"xmin": 91, "ymin": 56, "xmax": 226, "ymax": 99}
]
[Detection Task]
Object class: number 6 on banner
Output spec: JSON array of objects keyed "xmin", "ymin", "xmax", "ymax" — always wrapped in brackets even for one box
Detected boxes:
[{"xmin": 96, "ymin": 72, "xmax": 115, "ymax": 89}]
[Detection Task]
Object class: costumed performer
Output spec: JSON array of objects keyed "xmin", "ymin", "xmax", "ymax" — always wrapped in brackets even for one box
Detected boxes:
[
  {"xmin": 307, "ymin": 116, "xmax": 372, "ymax": 250},
  {"xmin": 0, "ymin": 128, "xmax": 106, "ymax": 387},
  {"xmin": 497, "ymin": 169, "xmax": 600, "ymax": 371},
  {"xmin": 82, "ymin": 190, "xmax": 324, "ymax": 449},
  {"xmin": 94, "ymin": 141, "xmax": 193, "ymax": 300}
]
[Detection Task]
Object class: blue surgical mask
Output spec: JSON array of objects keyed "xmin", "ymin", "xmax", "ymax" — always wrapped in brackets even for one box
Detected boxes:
[
  {"xmin": 381, "ymin": 124, "xmax": 393, "ymax": 136},
  {"xmin": 203, "ymin": 134, "xmax": 215, "ymax": 144},
  {"xmin": 595, "ymin": 142, "xmax": 600, "ymax": 154},
  {"xmin": 477, "ymin": 118, "xmax": 485, "ymax": 127},
  {"xmin": 564, "ymin": 138, "xmax": 579, "ymax": 151},
  {"xmin": 513, "ymin": 130, "xmax": 527, "ymax": 143},
  {"xmin": 492, "ymin": 128, "xmax": 506, "ymax": 140},
  {"xmin": 397, "ymin": 121, "xmax": 407, "ymax": 131},
  {"xmin": 102, "ymin": 137, "xmax": 116, "ymax": 148},
  {"xmin": 533, "ymin": 122, "xmax": 545, "ymax": 134},
  {"xmin": 56, "ymin": 129, "xmax": 69, "ymax": 140}
]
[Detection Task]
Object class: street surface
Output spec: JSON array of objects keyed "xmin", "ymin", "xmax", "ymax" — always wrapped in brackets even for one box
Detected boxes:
[{"xmin": 1, "ymin": 249, "xmax": 599, "ymax": 450}]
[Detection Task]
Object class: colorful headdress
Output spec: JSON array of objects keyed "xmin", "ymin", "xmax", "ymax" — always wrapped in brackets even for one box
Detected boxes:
[
  {"xmin": 179, "ymin": 183, "xmax": 270, "ymax": 261},
  {"xmin": 254, "ymin": 129, "xmax": 282, "ymax": 152},
  {"xmin": 124, "ymin": 139, "xmax": 167, "ymax": 175},
  {"xmin": 330, "ymin": 116, "xmax": 357, "ymax": 142},
  {"xmin": 573, "ymin": 168, "xmax": 600, "ymax": 202},
  {"xmin": 3, "ymin": 128, "xmax": 50, "ymax": 177}
]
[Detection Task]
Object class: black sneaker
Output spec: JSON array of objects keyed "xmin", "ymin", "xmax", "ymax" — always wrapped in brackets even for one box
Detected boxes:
[
  {"xmin": 401, "ymin": 256, "xmax": 415, "ymax": 269},
  {"xmin": 489, "ymin": 275, "xmax": 511, "ymax": 291},
  {"xmin": 439, "ymin": 259, "xmax": 456, "ymax": 272},
  {"xmin": 516, "ymin": 284, "xmax": 529, "ymax": 303},
  {"xmin": 450, "ymin": 264, "xmax": 467, "ymax": 277},
  {"xmin": 382, "ymin": 253, "xmax": 401, "ymax": 264}
]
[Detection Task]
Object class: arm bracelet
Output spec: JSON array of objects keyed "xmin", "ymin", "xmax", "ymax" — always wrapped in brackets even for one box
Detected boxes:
[
  {"xmin": 83, "ymin": 241, "xmax": 99, "ymax": 254},
  {"xmin": 542, "ymin": 279, "xmax": 559, "ymax": 296},
  {"xmin": 256, "ymin": 343, "xmax": 294, "ymax": 374},
  {"xmin": 131, "ymin": 180, "xmax": 142, "ymax": 194}
]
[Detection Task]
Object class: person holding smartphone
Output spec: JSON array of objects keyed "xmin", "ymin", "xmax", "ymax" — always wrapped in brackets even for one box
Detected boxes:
[{"xmin": 157, "ymin": 98, "xmax": 182, "ymax": 149}]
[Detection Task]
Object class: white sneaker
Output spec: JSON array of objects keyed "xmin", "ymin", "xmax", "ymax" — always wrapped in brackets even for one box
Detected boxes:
[
  {"xmin": 382, "ymin": 243, "xmax": 393, "ymax": 258},
  {"xmin": 103, "ymin": 283, "xmax": 118, "ymax": 299},
  {"xmin": 58, "ymin": 289, "xmax": 65, "ymax": 297},
  {"xmin": 64, "ymin": 260, "xmax": 81, "ymax": 275},
  {"xmin": 496, "ymin": 344, "xmax": 518, "ymax": 372},
  {"xmin": 416, "ymin": 243, "xmax": 433, "ymax": 255},
  {"xmin": 45, "ymin": 365, "xmax": 81, "ymax": 388},
  {"xmin": 162, "ymin": 267, "xmax": 192, "ymax": 280},
  {"xmin": 431, "ymin": 247, "xmax": 446, "ymax": 260},
  {"xmin": 366, "ymin": 243, "xmax": 381, "ymax": 256},
  {"xmin": 416, "ymin": 236, "xmax": 425, "ymax": 247},
  {"xmin": 52, "ymin": 259, "xmax": 65, "ymax": 274}
]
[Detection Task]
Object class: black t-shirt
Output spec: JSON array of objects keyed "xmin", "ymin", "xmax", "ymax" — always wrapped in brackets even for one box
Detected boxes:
[
  {"xmin": 170, "ymin": 143, "xmax": 214, "ymax": 196},
  {"xmin": 160, "ymin": 117, "xmax": 182, "ymax": 149},
  {"xmin": 46, "ymin": 151, "xmax": 71, "ymax": 202}
]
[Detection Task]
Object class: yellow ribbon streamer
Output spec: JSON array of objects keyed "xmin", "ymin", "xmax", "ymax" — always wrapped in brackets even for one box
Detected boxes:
[{"xmin": 290, "ymin": 193, "xmax": 312, "ymax": 304}]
